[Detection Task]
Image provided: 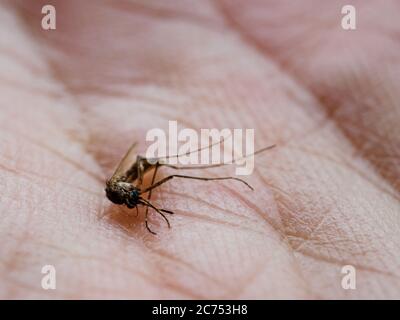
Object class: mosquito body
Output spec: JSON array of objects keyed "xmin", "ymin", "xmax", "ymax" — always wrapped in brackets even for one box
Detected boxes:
[
  {"xmin": 105, "ymin": 141, "xmax": 275, "ymax": 235},
  {"xmin": 106, "ymin": 155, "xmax": 153, "ymax": 207}
]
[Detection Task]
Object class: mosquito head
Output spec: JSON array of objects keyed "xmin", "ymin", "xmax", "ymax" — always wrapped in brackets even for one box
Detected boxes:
[{"xmin": 105, "ymin": 181, "xmax": 141, "ymax": 207}]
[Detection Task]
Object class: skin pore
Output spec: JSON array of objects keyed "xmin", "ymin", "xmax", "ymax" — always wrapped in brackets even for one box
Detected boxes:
[{"xmin": 0, "ymin": 0, "xmax": 399, "ymax": 299}]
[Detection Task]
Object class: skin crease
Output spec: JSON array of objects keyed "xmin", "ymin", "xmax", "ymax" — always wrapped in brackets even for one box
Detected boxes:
[{"xmin": 0, "ymin": 0, "xmax": 399, "ymax": 299}]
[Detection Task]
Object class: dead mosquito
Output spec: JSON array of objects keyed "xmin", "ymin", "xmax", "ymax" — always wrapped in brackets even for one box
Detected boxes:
[{"xmin": 105, "ymin": 139, "xmax": 276, "ymax": 235}]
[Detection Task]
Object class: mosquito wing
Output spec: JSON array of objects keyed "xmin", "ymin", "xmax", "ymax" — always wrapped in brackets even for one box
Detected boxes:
[
  {"xmin": 147, "ymin": 134, "xmax": 232, "ymax": 164},
  {"xmin": 109, "ymin": 141, "xmax": 138, "ymax": 182}
]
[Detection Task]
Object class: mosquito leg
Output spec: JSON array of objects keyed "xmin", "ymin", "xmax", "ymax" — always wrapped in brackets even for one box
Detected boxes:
[
  {"xmin": 141, "ymin": 199, "xmax": 171, "ymax": 229},
  {"xmin": 137, "ymin": 157, "xmax": 146, "ymax": 187},
  {"xmin": 142, "ymin": 174, "xmax": 254, "ymax": 194},
  {"xmin": 155, "ymin": 208, "xmax": 171, "ymax": 228},
  {"xmin": 143, "ymin": 163, "xmax": 160, "ymax": 223},
  {"xmin": 147, "ymin": 135, "xmax": 232, "ymax": 163},
  {"xmin": 135, "ymin": 206, "xmax": 139, "ymax": 218},
  {"xmin": 160, "ymin": 145, "xmax": 276, "ymax": 171},
  {"xmin": 145, "ymin": 211, "xmax": 157, "ymax": 235},
  {"xmin": 160, "ymin": 209, "xmax": 175, "ymax": 215},
  {"xmin": 162, "ymin": 163, "xmax": 224, "ymax": 170},
  {"xmin": 142, "ymin": 199, "xmax": 159, "ymax": 235},
  {"xmin": 148, "ymin": 163, "xmax": 160, "ymax": 198}
]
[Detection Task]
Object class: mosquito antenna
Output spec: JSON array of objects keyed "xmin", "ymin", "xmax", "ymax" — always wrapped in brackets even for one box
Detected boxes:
[
  {"xmin": 150, "ymin": 133, "xmax": 233, "ymax": 163},
  {"xmin": 162, "ymin": 144, "xmax": 276, "ymax": 170}
]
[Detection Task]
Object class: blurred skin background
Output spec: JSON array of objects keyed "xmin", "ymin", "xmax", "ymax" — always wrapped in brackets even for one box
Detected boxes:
[{"xmin": 0, "ymin": 0, "xmax": 399, "ymax": 299}]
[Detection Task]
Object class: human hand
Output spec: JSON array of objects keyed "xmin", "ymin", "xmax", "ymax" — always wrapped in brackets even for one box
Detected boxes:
[{"xmin": 1, "ymin": 0, "xmax": 399, "ymax": 299}]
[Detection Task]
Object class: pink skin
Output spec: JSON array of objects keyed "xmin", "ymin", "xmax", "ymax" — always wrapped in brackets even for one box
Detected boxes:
[{"xmin": 0, "ymin": 0, "xmax": 399, "ymax": 299}]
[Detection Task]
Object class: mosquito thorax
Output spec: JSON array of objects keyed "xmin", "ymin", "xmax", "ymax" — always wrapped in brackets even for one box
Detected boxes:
[{"xmin": 105, "ymin": 180, "xmax": 140, "ymax": 206}]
